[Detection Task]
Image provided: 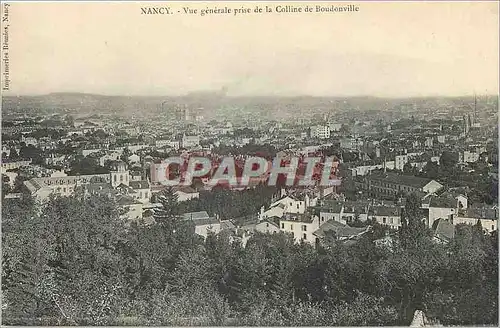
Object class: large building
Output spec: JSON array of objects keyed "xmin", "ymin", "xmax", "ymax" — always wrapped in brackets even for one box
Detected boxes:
[
  {"xmin": 310, "ymin": 125, "xmax": 330, "ymax": 140},
  {"xmin": 24, "ymin": 161, "xmax": 152, "ymax": 208},
  {"xmin": 355, "ymin": 172, "xmax": 443, "ymax": 197}
]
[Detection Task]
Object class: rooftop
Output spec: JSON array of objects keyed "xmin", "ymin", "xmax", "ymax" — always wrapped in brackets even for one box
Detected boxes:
[
  {"xmin": 182, "ymin": 211, "xmax": 211, "ymax": 221},
  {"xmin": 432, "ymin": 218, "xmax": 455, "ymax": 241},
  {"xmin": 368, "ymin": 206, "xmax": 401, "ymax": 217},
  {"xmin": 368, "ymin": 172, "xmax": 436, "ymax": 188},
  {"xmin": 314, "ymin": 220, "xmax": 370, "ymax": 238}
]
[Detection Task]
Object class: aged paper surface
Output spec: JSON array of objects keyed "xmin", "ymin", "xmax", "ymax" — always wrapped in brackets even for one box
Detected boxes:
[{"xmin": 1, "ymin": 1, "xmax": 499, "ymax": 326}]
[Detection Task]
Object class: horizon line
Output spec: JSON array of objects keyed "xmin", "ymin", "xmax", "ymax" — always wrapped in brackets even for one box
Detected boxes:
[{"xmin": 3, "ymin": 91, "xmax": 498, "ymax": 99}]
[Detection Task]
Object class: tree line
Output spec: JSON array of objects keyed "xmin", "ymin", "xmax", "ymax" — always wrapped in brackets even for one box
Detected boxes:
[{"xmin": 1, "ymin": 192, "xmax": 497, "ymax": 326}]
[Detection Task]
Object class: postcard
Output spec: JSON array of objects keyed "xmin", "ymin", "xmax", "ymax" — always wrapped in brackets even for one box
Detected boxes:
[{"xmin": 1, "ymin": 1, "xmax": 498, "ymax": 327}]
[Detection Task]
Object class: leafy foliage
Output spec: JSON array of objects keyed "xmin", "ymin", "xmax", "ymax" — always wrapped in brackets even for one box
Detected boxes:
[{"xmin": 2, "ymin": 192, "xmax": 497, "ymax": 326}]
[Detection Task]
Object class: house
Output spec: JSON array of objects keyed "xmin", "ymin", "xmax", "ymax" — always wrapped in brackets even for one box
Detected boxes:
[
  {"xmin": 260, "ymin": 203, "xmax": 286, "ymax": 220},
  {"xmin": 128, "ymin": 154, "xmax": 141, "ymax": 164},
  {"xmin": 23, "ymin": 161, "xmax": 135, "ymax": 203},
  {"xmin": 368, "ymin": 205, "xmax": 402, "ymax": 229},
  {"xmin": 182, "ymin": 211, "xmax": 221, "ymax": 239},
  {"xmin": 421, "ymin": 193, "xmax": 457, "ymax": 228},
  {"xmin": 454, "ymin": 206, "xmax": 498, "ymax": 233},
  {"xmin": 24, "ymin": 174, "xmax": 110, "ymax": 201},
  {"xmin": 318, "ymin": 202, "xmax": 345, "ymax": 225},
  {"xmin": 174, "ymin": 186, "xmax": 200, "ymax": 202},
  {"xmin": 182, "ymin": 134, "xmax": 200, "ymax": 148},
  {"xmin": 240, "ymin": 219, "xmax": 281, "ymax": 235},
  {"xmin": 395, "ymin": 154, "xmax": 409, "ymax": 171},
  {"xmin": 356, "ymin": 172, "xmax": 443, "ymax": 197},
  {"xmin": 117, "ymin": 196, "xmax": 144, "ymax": 221},
  {"xmin": 1, "ymin": 159, "xmax": 32, "ymax": 172},
  {"xmin": 99, "ymin": 151, "xmax": 121, "ymax": 166},
  {"xmin": 129, "ymin": 180, "xmax": 151, "ymax": 203},
  {"xmin": 279, "ymin": 213, "xmax": 321, "ymax": 244},
  {"xmin": 313, "ymin": 220, "xmax": 371, "ymax": 243},
  {"xmin": 269, "ymin": 195, "xmax": 307, "ymax": 215}
]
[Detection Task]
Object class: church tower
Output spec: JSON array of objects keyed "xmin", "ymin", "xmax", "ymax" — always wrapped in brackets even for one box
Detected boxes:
[{"xmin": 110, "ymin": 160, "xmax": 129, "ymax": 187}]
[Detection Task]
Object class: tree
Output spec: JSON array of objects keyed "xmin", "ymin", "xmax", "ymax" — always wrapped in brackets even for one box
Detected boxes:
[
  {"xmin": 120, "ymin": 147, "xmax": 132, "ymax": 164},
  {"xmin": 399, "ymin": 193, "xmax": 429, "ymax": 250},
  {"xmin": 440, "ymin": 151, "xmax": 459, "ymax": 169},
  {"xmin": 9, "ymin": 147, "xmax": 19, "ymax": 160},
  {"xmin": 421, "ymin": 161, "xmax": 439, "ymax": 179},
  {"xmin": 153, "ymin": 187, "xmax": 179, "ymax": 224},
  {"xmin": 402, "ymin": 162, "xmax": 414, "ymax": 175}
]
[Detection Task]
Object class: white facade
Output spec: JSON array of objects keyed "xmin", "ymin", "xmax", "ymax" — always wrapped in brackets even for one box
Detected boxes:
[
  {"xmin": 328, "ymin": 123, "xmax": 342, "ymax": 132},
  {"xmin": 270, "ymin": 196, "xmax": 307, "ymax": 214},
  {"xmin": 453, "ymin": 217, "xmax": 497, "ymax": 233},
  {"xmin": 279, "ymin": 216, "xmax": 321, "ymax": 244},
  {"xmin": 395, "ymin": 155, "xmax": 409, "ymax": 171},
  {"xmin": 425, "ymin": 137, "xmax": 434, "ymax": 148},
  {"xmin": 311, "ymin": 126, "xmax": 330, "ymax": 139},
  {"xmin": 427, "ymin": 207, "xmax": 456, "ymax": 228},
  {"xmin": 370, "ymin": 215, "xmax": 401, "ymax": 229},
  {"xmin": 194, "ymin": 223, "xmax": 221, "ymax": 239},
  {"xmin": 462, "ymin": 151, "xmax": 480, "ymax": 163},
  {"xmin": 182, "ymin": 135, "xmax": 200, "ymax": 148},
  {"xmin": 99, "ymin": 152, "xmax": 121, "ymax": 166},
  {"xmin": 175, "ymin": 190, "xmax": 200, "ymax": 202}
]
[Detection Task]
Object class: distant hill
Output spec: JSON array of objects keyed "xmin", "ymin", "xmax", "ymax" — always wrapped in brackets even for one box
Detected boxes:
[{"xmin": 2, "ymin": 92, "xmax": 496, "ymax": 120}]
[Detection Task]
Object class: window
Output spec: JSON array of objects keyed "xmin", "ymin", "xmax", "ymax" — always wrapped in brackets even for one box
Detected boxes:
[
  {"xmin": 114, "ymin": 175, "xmax": 117, "ymax": 182},
  {"xmin": 63, "ymin": 187, "xmax": 66, "ymax": 193},
  {"xmin": 120, "ymin": 175, "xmax": 123, "ymax": 182},
  {"xmin": 266, "ymin": 223, "xmax": 269, "ymax": 228},
  {"xmin": 303, "ymin": 233, "xmax": 307, "ymax": 240},
  {"xmin": 390, "ymin": 217, "xmax": 393, "ymax": 224},
  {"xmin": 492, "ymin": 225, "xmax": 495, "ymax": 231},
  {"xmin": 302, "ymin": 225, "xmax": 307, "ymax": 232},
  {"xmin": 321, "ymin": 217, "xmax": 324, "ymax": 222},
  {"xmin": 291, "ymin": 232, "xmax": 295, "ymax": 238},
  {"xmin": 139, "ymin": 192, "xmax": 143, "ymax": 198},
  {"xmin": 281, "ymin": 223, "xmax": 284, "ymax": 229},
  {"xmin": 290, "ymin": 224, "xmax": 293, "ymax": 230},
  {"xmin": 290, "ymin": 202, "xmax": 292, "ymax": 206},
  {"xmin": 383, "ymin": 217, "xmax": 387, "ymax": 224}
]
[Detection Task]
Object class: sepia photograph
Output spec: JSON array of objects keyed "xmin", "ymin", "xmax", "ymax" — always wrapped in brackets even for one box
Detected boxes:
[{"xmin": 1, "ymin": 1, "xmax": 499, "ymax": 326}]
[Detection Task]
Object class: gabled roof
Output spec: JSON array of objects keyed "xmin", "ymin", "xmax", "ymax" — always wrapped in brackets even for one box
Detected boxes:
[
  {"xmin": 432, "ymin": 219, "xmax": 455, "ymax": 242},
  {"xmin": 182, "ymin": 211, "xmax": 210, "ymax": 221},
  {"xmin": 463, "ymin": 206, "xmax": 499, "ymax": 220},
  {"xmin": 422, "ymin": 192, "xmax": 457, "ymax": 208},
  {"xmin": 280, "ymin": 213, "xmax": 316, "ymax": 223},
  {"xmin": 368, "ymin": 206, "xmax": 401, "ymax": 217},
  {"xmin": 221, "ymin": 220, "xmax": 236, "ymax": 231},
  {"xmin": 314, "ymin": 220, "xmax": 370, "ymax": 239},
  {"xmin": 190, "ymin": 218, "xmax": 220, "ymax": 226}
]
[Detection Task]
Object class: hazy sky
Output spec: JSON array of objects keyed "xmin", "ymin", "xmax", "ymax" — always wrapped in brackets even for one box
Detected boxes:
[{"xmin": 4, "ymin": 1, "xmax": 499, "ymax": 97}]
